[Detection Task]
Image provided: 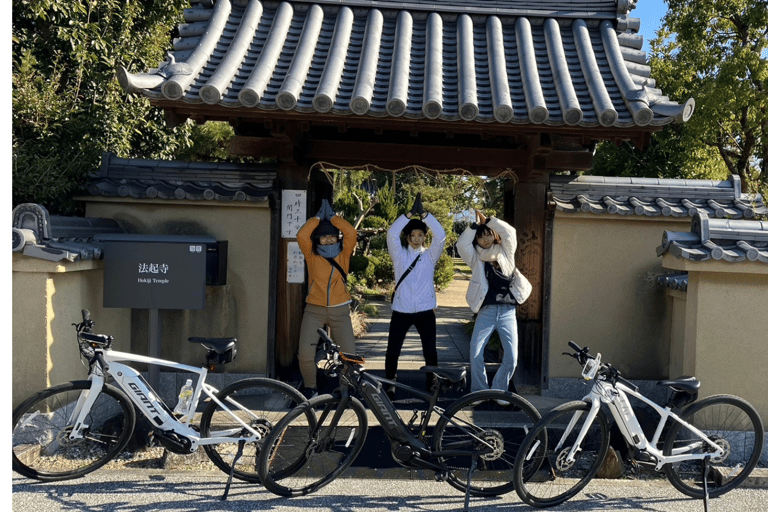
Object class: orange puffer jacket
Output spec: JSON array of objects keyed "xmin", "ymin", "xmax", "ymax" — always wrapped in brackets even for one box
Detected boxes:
[{"xmin": 297, "ymin": 215, "xmax": 357, "ymax": 307}]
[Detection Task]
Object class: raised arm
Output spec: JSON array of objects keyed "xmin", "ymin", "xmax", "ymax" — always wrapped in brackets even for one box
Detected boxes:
[
  {"xmin": 387, "ymin": 214, "xmax": 409, "ymax": 259},
  {"xmin": 486, "ymin": 216, "xmax": 517, "ymax": 257},
  {"xmin": 423, "ymin": 213, "xmax": 446, "ymax": 263},
  {"xmin": 457, "ymin": 223, "xmax": 478, "ymax": 267},
  {"xmin": 297, "ymin": 216, "xmax": 320, "ymax": 256},
  {"xmin": 333, "ymin": 214, "xmax": 357, "ymax": 258}
]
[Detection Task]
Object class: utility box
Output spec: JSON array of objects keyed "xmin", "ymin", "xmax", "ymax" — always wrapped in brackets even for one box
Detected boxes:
[
  {"xmin": 96, "ymin": 234, "xmax": 220, "ymax": 310},
  {"xmin": 206, "ymin": 241, "xmax": 228, "ymax": 286}
]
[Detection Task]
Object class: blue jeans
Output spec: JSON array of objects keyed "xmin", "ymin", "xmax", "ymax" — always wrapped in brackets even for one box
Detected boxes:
[{"xmin": 470, "ymin": 304, "xmax": 518, "ymax": 393}]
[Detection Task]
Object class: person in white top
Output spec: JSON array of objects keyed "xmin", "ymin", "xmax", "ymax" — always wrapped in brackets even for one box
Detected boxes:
[
  {"xmin": 385, "ymin": 194, "xmax": 446, "ymax": 398},
  {"xmin": 457, "ymin": 210, "xmax": 520, "ymax": 394}
]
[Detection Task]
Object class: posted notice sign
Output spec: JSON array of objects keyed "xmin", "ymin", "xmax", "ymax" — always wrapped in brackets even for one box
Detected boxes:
[{"xmin": 103, "ymin": 241, "xmax": 208, "ymax": 310}]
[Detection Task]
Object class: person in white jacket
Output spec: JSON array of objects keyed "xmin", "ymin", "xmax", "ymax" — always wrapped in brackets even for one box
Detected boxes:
[
  {"xmin": 457, "ymin": 210, "xmax": 520, "ymax": 395},
  {"xmin": 385, "ymin": 194, "xmax": 446, "ymax": 398}
]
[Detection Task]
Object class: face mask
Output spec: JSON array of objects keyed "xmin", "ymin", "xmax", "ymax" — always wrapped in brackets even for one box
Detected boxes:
[{"xmin": 317, "ymin": 243, "xmax": 341, "ymax": 258}]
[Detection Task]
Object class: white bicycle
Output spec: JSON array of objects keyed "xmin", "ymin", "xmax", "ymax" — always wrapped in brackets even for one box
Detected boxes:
[
  {"xmin": 513, "ymin": 341, "xmax": 764, "ymax": 509},
  {"xmin": 12, "ymin": 310, "xmax": 307, "ymax": 498}
]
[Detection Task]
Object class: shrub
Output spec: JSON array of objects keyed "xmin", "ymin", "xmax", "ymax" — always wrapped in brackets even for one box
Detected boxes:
[{"xmin": 434, "ymin": 253, "xmax": 454, "ymax": 290}]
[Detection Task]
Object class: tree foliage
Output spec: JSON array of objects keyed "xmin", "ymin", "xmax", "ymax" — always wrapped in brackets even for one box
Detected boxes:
[
  {"xmin": 593, "ymin": 0, "xmax": 767, "ymax": 198},
  {"xmin": 12, "ymin": 0, "xmax": 191, "ymax": 214},
  {"xmin": 327, "ymin": 168, "xmax": 506, "ymax": 290}
]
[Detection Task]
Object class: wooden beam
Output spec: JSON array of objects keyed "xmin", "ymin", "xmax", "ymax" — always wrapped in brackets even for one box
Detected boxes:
[
  {"xmin": 305, "ymin": 140, "xmax": 532, "ymax": 169},
  {"xmin": 230, "ymin": 136, "xmax": 279, "ymax": 157},
  {"xmin": 150, "ymin": 100, "xmax": 662, "ymax": 148}
]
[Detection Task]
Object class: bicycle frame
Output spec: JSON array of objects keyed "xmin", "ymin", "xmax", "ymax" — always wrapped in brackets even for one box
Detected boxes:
[
  {"xmin": 558, "ymin": 378, "xmax": 726, "ymax": 471},
  {"xmin": 67, "ymin": 347, "xmax": 264, "ymax": 451},
  {"xmin": 332, "ymin": 362, "xmax": 498, "ymax": 469}
]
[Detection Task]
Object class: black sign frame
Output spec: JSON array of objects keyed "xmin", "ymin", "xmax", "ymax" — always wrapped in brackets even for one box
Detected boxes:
[{"xmin": 103, "ymin": 240, "xmax": 210, "ymax": 310}]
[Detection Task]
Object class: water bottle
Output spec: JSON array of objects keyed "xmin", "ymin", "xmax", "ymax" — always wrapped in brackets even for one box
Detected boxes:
[{"xmin": 173, "ymin": 379, "xmax": 194, "ymax": 417}]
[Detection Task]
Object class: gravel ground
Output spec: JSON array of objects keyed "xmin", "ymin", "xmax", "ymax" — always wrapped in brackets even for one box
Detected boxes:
[{"xmin": 12, "ymin": 469, "xmax": 768, "ymax": 512}]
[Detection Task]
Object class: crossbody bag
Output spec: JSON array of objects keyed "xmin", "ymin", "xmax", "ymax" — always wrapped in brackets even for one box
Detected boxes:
[
  {"xmin": 324, "ymin": 257, "xmax": 347, "ymax": 285},
  {"xmin": 390, "ymin": 254, "xmax": 421, "ymax": 302}
]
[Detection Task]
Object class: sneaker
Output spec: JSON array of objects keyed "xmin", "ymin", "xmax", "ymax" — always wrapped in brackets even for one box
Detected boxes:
[
  {"xmin": 300, "ymin": 387, "xmax": 318, "ymax": 401},
  {"xmin": 496, "ymin": 399, "xmax": 511, "ymax": 406}
]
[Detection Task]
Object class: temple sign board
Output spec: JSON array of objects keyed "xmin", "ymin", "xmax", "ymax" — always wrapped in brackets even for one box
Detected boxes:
[{"xmin": 100, "ymin": 235, "xmax": 216, "ymax": 310}]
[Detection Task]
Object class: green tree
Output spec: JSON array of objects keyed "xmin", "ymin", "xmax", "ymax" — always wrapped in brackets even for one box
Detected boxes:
[
  {"xmin": 591, "ymin": 0, "xmax": 767, "ymax": 200},
  {"xmin": 650, "ymin": 0, "xmax": 767, "ymax": 195},
  {"xmin": 12, "ymin": 0, "xmax": 190, "ymax": 214}
]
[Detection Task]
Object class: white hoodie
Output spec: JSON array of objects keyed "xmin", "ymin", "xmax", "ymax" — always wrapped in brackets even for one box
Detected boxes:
[{"xmin": 457, "ymin": 216, "xmax": 517, "ymax": 313}]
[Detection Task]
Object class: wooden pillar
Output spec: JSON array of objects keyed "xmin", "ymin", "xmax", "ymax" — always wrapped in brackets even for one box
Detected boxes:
[
  {"xmin": 275, "ymin": 163, "xmax": 309, "ymax": 373},
  {"xmin": 507, "ymin": 174, "xmax": 548, "ymax": 389}
]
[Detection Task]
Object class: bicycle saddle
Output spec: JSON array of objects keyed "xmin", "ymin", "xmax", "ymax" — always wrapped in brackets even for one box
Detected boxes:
[
  {"xmin": 658, "ymin": 376, "xmax": 700, "ymax": 394},
  {"xmin": 421, "ymin": 366, "xmax": 466, "ymax": 384},
  {"xmin": 188, "ymin": 337, "xmax": 237, "ymax": 354}
]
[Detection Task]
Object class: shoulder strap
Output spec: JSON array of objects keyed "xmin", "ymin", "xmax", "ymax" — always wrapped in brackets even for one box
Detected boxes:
[
  {"xmin": 325, "ymin": 257, "xmax": 347, "ymax": 285},
  {"xmin": 393, "ymin": 253, "xmax": 421, "ymax": 297}
]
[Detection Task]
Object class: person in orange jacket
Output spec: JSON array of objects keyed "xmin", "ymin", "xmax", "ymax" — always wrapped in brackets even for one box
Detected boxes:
[{"xmin": 296, "ymin": 199, "xmax": 357, "ymax": 399}]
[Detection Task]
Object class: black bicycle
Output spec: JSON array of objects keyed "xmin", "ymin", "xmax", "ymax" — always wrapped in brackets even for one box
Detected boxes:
[{"xmin": 257, "ymin": 328, "xmax": 541, "ymax": 510}]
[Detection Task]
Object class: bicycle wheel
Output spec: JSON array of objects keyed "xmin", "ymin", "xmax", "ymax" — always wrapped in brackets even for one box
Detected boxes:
[
  {"xmin": 432, "ymin": 389, "xmax": 541, "ymax": 497},
  {"xmin": 258, "ymin": 394, "xmax": 368, "ymax": 497},
  {"xmin": 663, "ymin": 394, "xmax": 764, "ymax": 499},
  {"xmin": 199, "ymin": 377, "xmax": 306, "ymax": 483},
  {"xmin": 513, "ymin": 400, "xmax": 610, "ymax": 508},
  {"xmin": 12, "ymin": 380, "xmax": 136, "ymax": 481}
]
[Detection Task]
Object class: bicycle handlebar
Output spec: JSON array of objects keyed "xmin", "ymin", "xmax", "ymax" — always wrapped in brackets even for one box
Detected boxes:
[
  {"xmin": 562, "ymin": 341, "xmax": 638, "ymax": 391},
  {"xmin": 563, "ymin": 341, "xmax": 592, "ymax": 365}
]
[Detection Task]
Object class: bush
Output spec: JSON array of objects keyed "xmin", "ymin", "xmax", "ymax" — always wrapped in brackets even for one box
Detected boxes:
[
  {"xmin": 369, "ymin": 249, "xmax": 393, "ymax": 282},
  {"xmin": 361, "ymin": 215, "xmax": 388, "ymax": 229},
  {"xmin": 434, "ymin": 253, "xmax": 454, "ymax": 290}
]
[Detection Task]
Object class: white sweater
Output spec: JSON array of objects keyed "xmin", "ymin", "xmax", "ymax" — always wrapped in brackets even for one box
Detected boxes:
[
  {"xmin": 387, "ymin": 213, "xmax": 446, "ymax": 313},
  {"xmin": 456, "ymin": 216, "xmax": 517, "ymax": 313}
]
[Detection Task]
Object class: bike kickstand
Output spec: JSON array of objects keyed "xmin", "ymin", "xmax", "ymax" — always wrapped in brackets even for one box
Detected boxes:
[
  {"xmin": 702, "ymin": 456, "xmax": 711, "ymax": 512},
  {"xmin": 463, "ymin": 454, "xmax": 479, "ymax": 512},
  {"xmin": 222, "ymin": 440, "xmax": 246, "ymax": 501}
]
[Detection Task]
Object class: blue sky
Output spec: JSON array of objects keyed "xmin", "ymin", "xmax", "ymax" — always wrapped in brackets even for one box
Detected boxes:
[{"xmin": 632, "ymin": 0, "xmax": 668, "ymax": 51}]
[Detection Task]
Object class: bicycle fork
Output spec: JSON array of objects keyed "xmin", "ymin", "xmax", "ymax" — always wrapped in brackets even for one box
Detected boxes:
[
  {"xmin": 557, "ymin": 400, "xmax": 601, "ymax": 466},
  {"xmin": 66, "ymin": 375, "xmax": 107, "ymax": 441}
]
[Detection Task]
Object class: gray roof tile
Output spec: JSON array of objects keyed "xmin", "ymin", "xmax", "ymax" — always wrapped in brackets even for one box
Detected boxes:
[
  {"xmin": 657, "ymin": 212, "xmax": 768, "ymax": 263},
  {"xmin": 88, "ymin": 152, "xmax": 277, "ymax": 202},
  {"xmin": 117, "ymin": 0, "xmax": 692, "ymax": 127},
  {"xmin": 657, "ymin": 272, "xmax": 688, "ymax": 291},
  {"xmin": 12, "ymin": 203, "xmax": 124, "ymax": 261},
  {"xmin": 551, "ymin": 174, "xmax": 768, "ymax": 219}
]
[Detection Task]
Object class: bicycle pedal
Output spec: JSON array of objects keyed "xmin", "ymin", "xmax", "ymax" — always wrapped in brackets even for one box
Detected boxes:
[{"xmin": 634, "ymin": 451, "xmax": 658, "ymax": 466}]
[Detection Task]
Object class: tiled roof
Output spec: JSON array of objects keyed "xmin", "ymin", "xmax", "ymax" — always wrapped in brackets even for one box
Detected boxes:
[
  {"xmin": 117, "ymin": 0, "xmax": 693, "ymax": 128},
  {"xmin": 657, "ymin": 212, "xmax": 768, "ymax": 263},
  {"xmin": 550, "ymin": 174, "xmax": 768, "ymax": 219},
  {"xmin": 657, "ymin": 272, "xmax": 688, "ymax": 291},
  {"xmin": 12, "ymin": 204, "xmax": 125, "ymax": 262},
  {"xmin": 88, "ymin": 152, "xmax": 277, "ymax": 202}
]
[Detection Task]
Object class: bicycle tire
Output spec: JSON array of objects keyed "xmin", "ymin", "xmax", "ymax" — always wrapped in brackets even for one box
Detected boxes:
[
  {"xmin": 198, "ymin": 377, "xmax": 307, "ymax": 483},
  {"xmin": 513, "ymin": 400, "xmax": 610, "ymax": 508},
  {"xmin": 12, "ymin": 380, "xmax": 136, "ymax": 481},
  {"xmin": 663, "ymin": 394, "xmax": 764, "ymax": 499},
  {"xmin": 257, "ymin": 393, "xmax": 368, "ymax": 497},
  {"xmin": 432, "ymin": 389, "xmax": 542, "ymax": 497}
]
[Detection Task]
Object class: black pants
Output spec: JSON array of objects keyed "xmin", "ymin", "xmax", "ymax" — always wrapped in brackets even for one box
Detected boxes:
[{"xmin": 386, "ymin": 309, "xmax": 438, "ymax": 386}]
